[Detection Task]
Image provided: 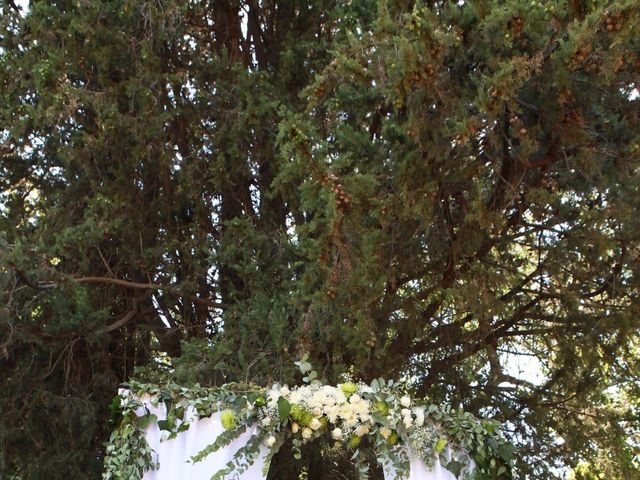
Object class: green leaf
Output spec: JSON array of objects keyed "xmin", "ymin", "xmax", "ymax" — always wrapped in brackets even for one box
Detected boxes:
[
  {"xmin": 277, "ymin": 397, "xmax": 291, "ymax": 421},
  {"xmin": 299, "ymin": 361, "xmax": 312, "ymax": 374},
  {"xmin": 136, "ymin": 414, "xmax": 158, "ymax": 429}
]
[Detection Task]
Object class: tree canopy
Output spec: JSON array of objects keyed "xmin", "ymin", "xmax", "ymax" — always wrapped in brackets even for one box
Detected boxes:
[{"xmin": 1, "ymin": 0, "xmax": 639, "ymax": 478}]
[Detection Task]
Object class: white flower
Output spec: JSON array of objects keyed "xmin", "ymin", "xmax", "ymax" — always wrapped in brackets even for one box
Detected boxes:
[
  {"xmin": 340, "ymin": 404, "xmax": 355, "ymax": 418},
  {"xmin": 349, "ymin": 394, "xmax": 362, "ymax": 404},
  {"xmin": 261, "ymin": 416, "xmax": 272, "ymax": 427},
  {"xmin": 353, "ymin": 400, "xmax": 370, "ymax": 417},
  {"xmin": 400, "ymin": 395, "xmax": 411, "ymax": 408},
  {"xmin": 312, "ymin": 407, "xmax": 322, "ymax": 416},
  {"xmin": 331, "ymin": 428, "xmax": 343, "ymax": 440},
  {"xmin": 312, "ymin": 390, "xmax": 328, "ymax": 406},
  {"xmin": 289, "ymin": 390, "xmax": 303, "ymax": 404},
  {"xmin": 413, "ymin": 407, "xmax": 425, "ymax": 427},
  {"xmin": 379, "ymin": 426, "xmax": 392, "ymax": 439},
  {"xmin": 309, "ymin": 418, "xmax": 322, "ymax": 430},
  {"xmin": 340, "ymin": 405, "xmax": 358, "ymax": 426},
  {"xmin": 401, "ymin": 408, "xmax": 411, "ymax": 417},
  {"xmin": 320, "ymin": 386, "xmax": 337, "ymax": 407},
  {"xmin": 334, "ymin": 390, "xmax": 347, "ymax": 404},
  {"xmin": 355, "ymin": 425, "xmax": 370, "ymax": 437},
  {"xmin": 326, "ymin": 405, "xmax": 341, "ymax": 423},
  {"xmin": 322, "ymin": 397, "xmax": 336, "ymax": 409},
  {"xmin": 301, "ymin": 427, "xmax": 313, "ymax": 440},
  {"xmin": 268, "ymin": 390, "xmax": 282, "ymax": 403},
  {"xmin": 291, "ymin": 422, "xmax": 300, "ymax": 433},
  {"xmin": 403, "ymin": 416, "xmax": 413, "ymax": 429},
  {"xmin": 280, "ymin": 385, "xmax": 290, "ymax": 396},
  {"xmin": 265, "ymin": 436, "xmax": 277, "ymax": 448},
  {"xmin": 298, "ymin": 386, "xmax": 311, "ymax": 399}
]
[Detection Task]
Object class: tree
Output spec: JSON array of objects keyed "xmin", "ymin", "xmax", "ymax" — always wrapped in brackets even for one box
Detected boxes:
[{"xmin": 1, "ymin": 0, "xmax": 639, "ymax": 478}]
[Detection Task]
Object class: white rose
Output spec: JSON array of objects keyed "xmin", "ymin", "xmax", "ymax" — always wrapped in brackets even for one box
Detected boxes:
[
  {"xmin": 265, "ymin": 436, "xmax": 277, "ymax": 448},
  {"xmin": 280, "ymin": 385, "xmax": 290, "ymax": 396},
  {"xmin": 331, "ymin": 428, "xmax": 343, "ymax": 440},
  {"xmin": 301, "ymin": 427, "xmax": 313, "ymax": 440},
  {"xmin": 401, "ymin": 408, "xmax": 411, "ymax": 417},
  {"xmin": 291, "ymin": 422, "xmax": 300, "ymax": 433},
  {"xmin": 400, "ymin": 396, "xmax": 411, "ymax": 408},
  {"xmin": 309, "ymin": 418, "xmax": 322, "ymax": 430},
  {"xmin": 349, "ymin": 394, "xmax": 362, "ymax": 404},
  {"xmin": 403, "ymin": 417, "xmax": 413, "ymax": 429}
]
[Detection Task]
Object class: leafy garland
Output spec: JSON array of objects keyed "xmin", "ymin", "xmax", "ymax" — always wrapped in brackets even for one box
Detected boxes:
[
  {"xmin": 103, "ymin": 395, "xmax": 159, "ymax": 479},
  {"xmin": 103, "ymin": 361, "xmax": 514, "ymax": 480}
]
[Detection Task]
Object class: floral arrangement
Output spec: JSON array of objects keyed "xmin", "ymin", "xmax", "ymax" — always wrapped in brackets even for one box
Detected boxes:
[{"xmin": 103, "ymin": 358, "xmax": 513, "ymax": 480}]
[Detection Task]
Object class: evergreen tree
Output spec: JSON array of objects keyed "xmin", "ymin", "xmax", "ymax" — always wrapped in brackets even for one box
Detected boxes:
[{"xmin": 1, "ymin": 0, "xmax": 639, "ymax": 478}]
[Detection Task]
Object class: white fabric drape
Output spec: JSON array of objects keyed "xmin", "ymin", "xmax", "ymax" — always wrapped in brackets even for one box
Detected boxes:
[
  {"xmin": 382, "ymin": 448, "xmax": 472, "ymax": 480},
  {"xmin": 128, "ymin": 393, "xmax": 270, "ymax": 480}
]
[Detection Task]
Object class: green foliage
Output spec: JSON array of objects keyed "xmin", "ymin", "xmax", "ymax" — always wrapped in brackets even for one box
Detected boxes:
[
  {"xmin": 1, "ymin": 0, "xmax": 640, "ymax": 478},
  {"xmin": 102, "ymin": 398, "xmax": 158, "ymax": 480},
  {"xmin": 190, "ymin": 426, "xmax": 249, "ymax": 465}
]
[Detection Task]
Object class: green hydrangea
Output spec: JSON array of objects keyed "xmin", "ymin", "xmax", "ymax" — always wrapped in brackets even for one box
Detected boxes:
[
  {"xmin": 375, "ymin": 401, "xmax": 389, "ymax": 416},
  {"xmin": 290, "ymin": 404, "xmax": 313, "ymax": 427},
  {"xmin": 220, "ymin": 409, "xmax": 237, "ymax": 431},
  {"xmin": 340, "ymin": 382, "xmax": 358, "ymax": 397}
]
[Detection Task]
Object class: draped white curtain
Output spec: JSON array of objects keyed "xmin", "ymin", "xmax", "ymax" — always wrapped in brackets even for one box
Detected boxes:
[
  {"xmin": 382, "ymin": 451, "xmax": 459, "ymax": 480},
  {"xmin": 128, "ymin": 393, "xmax": 270, "ymax": 480}
]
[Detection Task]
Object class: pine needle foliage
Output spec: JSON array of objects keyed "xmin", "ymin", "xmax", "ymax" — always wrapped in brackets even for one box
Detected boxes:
[{"xmin": 1, "ymin": 0, "xmax": 639, "ymax": 478}]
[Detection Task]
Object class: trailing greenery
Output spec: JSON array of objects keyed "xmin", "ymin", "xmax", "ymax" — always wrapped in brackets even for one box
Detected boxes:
[{"xmin": 103, "ymin": 396, "xmax": 158, "ymax": 480}]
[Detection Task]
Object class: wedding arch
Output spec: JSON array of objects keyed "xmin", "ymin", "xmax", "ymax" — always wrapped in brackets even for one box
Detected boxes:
[{"xmin": 103, "ymin": 368, "xmax": 513, "ymax": 479}]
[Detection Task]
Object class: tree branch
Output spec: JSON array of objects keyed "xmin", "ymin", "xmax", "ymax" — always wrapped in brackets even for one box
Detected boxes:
[{"xmin": 13, "ymin": 270, "xmax": 225, "ymax": 308}]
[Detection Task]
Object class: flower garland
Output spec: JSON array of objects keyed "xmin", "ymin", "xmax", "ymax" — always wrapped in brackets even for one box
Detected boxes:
[{"xmin": 103, "ymin": 365, "xmax": 513, "ymax": 479}]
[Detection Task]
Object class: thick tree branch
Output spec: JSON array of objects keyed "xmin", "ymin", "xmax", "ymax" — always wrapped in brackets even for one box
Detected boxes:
[{"xmin": 12, "ymin": 269, "xmax": 225, "ymax": 308}]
